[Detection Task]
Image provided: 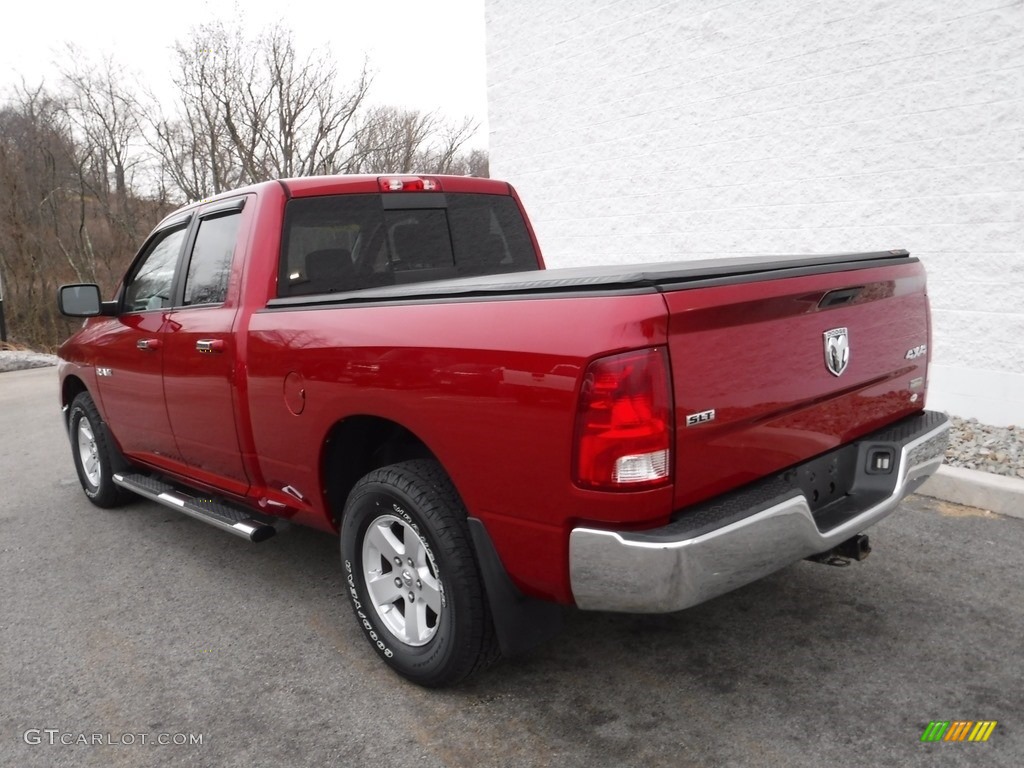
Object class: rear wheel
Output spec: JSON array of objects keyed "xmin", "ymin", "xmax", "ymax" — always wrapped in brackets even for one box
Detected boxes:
[
  {"xmin": 340, "ymin": 459, "xmax": 499, "ymax": 687},
  {"xmin": 68, "ymin": 392, "xmax": 132, "ymax": 508}
]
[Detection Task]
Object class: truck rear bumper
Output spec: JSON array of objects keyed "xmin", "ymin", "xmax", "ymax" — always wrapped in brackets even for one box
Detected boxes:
[{"xmin": 569, "ymin": 410, "xmax": 950, "ymax": 613}]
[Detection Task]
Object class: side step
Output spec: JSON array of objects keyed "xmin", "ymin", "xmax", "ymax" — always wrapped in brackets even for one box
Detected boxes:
[{"xmin": 113, "ymin": 472, "xmax": 276, "ymax": 543}]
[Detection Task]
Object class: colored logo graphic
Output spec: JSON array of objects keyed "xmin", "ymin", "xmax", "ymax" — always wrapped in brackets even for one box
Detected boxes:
[{"xmin": 920, "ymin": 721, "xmax": 998, "ymax": 742}]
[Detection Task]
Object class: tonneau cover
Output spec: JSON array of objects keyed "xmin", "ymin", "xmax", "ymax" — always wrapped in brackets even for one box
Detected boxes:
[{"xmin": 266, "ymin": 250, "xmax": 913, "ymax": 308}]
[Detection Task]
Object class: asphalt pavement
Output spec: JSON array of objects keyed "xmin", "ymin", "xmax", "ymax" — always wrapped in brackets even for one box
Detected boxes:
[{"xmin": 1, "ymin": 367, "xmax": 1021, "ymax": 767}]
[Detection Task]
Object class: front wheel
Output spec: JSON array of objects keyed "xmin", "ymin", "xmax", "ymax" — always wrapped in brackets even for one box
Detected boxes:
[
  {"xmin": 68, "ymin": 392, "xmax": 132, "ymax": 508},
  {"xmin": 340, "ymin": 460, "xmax": 499, "ymax": 687}
]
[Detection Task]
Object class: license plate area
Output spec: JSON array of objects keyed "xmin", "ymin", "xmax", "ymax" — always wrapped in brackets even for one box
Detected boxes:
[{"xmin": 783, "ymin": 442, "xmax": 859, "ymax": 515}]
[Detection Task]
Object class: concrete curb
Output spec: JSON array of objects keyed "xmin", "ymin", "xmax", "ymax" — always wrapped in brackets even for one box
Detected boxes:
[{"xmin": 917, "ymin": 464, "xmax": 1024, "ymax": 520}]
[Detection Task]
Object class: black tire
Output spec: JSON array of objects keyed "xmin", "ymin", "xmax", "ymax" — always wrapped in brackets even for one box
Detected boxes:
[
  {"xmin": 68, "ymin": 392, "xmax": 132, "ymax": 509},
  {"xmin": 340, "ymin": 459, "xmax": 499, "ymax": 687}
]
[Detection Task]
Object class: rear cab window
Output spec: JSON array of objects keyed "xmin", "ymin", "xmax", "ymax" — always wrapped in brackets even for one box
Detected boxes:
[{"xmin": 279, "ymin": 193, "xmax": 538, "ymax": 297}]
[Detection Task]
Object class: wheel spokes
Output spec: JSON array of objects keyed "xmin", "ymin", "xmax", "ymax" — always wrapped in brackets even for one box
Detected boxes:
[
  {"xmin": 408, "ymin": 533, "xmax": 442, "ymax": 613},
  {"xmin": 365, "ymin": 570, "xmax": 404, "ymax": 608},
  {"xmin": 361, "ymin": 512, "xmax": 442, "ymax": 647},
  {"xmin": 419, "ymin": 576, "xmax": 443, "ymax": 615},
  {"xmin": 77, "ymin": 417, "xmax": 101, "ymax": 486},
  {"xmin": 365, "ymin": 519, "xmax": 405, "ymax": 563}
]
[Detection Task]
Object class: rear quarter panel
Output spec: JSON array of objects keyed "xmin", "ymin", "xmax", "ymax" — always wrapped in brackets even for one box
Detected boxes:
[{"xmin": 245, "ymin": 293, "xmax": 675, "ymax": 602}]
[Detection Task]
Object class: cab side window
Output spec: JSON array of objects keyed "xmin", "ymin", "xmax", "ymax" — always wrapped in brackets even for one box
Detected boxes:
[
  {"xmin": 123, "ymin": 226, "xmax": 188, "ymax": 313},
  {"xmin": 183, "ymin": 212, "xmax": 242, "ymax": 306}
]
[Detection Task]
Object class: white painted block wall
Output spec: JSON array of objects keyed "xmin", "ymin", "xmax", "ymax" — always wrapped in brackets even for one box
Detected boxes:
[{"xmin": 485, "ymin": 0, "xmax": 1024, "ymax": 425}]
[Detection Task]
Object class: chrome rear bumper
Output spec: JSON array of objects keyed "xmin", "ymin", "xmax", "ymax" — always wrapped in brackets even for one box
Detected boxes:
[{"xmin": 569, "ymin": 411, "xmax": 950, "ymax": 613}]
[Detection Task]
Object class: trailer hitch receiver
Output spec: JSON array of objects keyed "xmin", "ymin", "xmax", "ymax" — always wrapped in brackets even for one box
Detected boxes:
[{"xmin": 806, "ymin": 534, "xmax": 871, "ymax": 567}]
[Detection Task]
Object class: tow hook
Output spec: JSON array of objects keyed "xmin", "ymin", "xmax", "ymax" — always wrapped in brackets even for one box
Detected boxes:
[{"xmin": 806, "ymin": 534, "xmax": 872, "ymax": 567}]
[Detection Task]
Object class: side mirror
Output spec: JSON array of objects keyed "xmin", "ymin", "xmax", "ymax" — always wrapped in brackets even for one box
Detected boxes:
[{"xmin": 58, "ymin": 284, "xmax": 103, "ymax": 317}]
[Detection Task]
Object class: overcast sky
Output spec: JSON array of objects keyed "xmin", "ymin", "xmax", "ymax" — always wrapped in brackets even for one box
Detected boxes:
[{"xmin": 0, "ymin": 0, "xmax": 490, "ymax": 147}]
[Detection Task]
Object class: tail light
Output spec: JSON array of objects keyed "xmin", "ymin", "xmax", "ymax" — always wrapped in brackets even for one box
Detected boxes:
[
  {"xmin": 378, "ymin": 176, "xmax": 442, "ymax": 192},
  {"xmin": 573, "ymin": 347, "xmax": 673, "ymax": 491}
]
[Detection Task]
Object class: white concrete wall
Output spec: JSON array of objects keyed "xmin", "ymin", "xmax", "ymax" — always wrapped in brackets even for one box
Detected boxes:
[{"xmin": 486, "ymin": 0, "xmax": 1024, "ymax": 426}]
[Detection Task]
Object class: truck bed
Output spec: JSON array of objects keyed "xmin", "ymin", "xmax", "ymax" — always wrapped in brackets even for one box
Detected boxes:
[{"xmin": 267, "ymin": 250, "xmax": 913, "ymax": 307}]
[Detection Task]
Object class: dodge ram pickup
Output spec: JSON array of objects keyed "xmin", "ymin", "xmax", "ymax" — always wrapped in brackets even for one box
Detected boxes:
[{"xmin": 57, "ymin": 174, "xmax": 950, "ymax": 686}]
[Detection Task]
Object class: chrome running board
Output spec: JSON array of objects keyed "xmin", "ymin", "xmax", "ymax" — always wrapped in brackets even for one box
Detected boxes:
[{"xmin": 113, "ymin": 472, "xmax": 276, "ymax": 543}]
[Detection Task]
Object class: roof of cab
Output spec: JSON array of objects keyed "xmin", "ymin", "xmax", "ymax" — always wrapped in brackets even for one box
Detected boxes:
[{"xmin": 158, "ymin": 174, "xmax": 512, "ymax": 228}]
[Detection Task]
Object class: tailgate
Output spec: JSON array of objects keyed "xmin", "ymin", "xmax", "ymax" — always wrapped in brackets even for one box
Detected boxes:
[{"xmin": 665, "ymin": 258, "xmax": 930, "ymax": 510}]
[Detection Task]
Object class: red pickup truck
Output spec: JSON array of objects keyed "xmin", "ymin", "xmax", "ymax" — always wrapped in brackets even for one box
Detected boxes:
[{"xmin": 57, "ymin": 174, "xmax": 949, "ymax": 686}]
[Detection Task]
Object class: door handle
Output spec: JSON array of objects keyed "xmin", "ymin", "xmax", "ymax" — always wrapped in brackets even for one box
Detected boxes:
[
  {"xmin": 196, "ymin": 339, "xmax": 225, "ymax": 354},
  {"xmin": 136, "ymin": 338, "xmax": 162, "ymax": 351}
]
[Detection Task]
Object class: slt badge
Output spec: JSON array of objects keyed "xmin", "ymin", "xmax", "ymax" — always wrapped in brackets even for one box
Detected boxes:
[{"xmin": 823, "ymin": 327, "xmax": 849, "ymax": 377}]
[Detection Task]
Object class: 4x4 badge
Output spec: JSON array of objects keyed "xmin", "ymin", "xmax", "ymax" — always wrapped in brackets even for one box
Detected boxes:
[{"xmin": 823, "ymin": 327, "xmax": 849, "ymax": 377}]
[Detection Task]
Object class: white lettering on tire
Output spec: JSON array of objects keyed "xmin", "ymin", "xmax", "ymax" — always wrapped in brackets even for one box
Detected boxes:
[{"xmin": 346, "ymin": 548, "xmax": 397, "ymax": 659}]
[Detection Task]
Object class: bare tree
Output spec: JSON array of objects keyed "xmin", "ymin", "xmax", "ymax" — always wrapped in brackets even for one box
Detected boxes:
[
  {"xmin": 261, "ymin": 26, "xmax": 370, "ymax": 177},
  {"xmin": 467, "ymin": 148, "xmax": 490, "ymax": 178},
  {"xmin": 58, "ymin": 45, "xmax": 149, "ymax": 240},
  {"xmin": 148, "ymin": 20, "xmax": 371, "ymax": 199},
  {"xmin": 421, "ymin": 116, "xmax": 478, "ymax": 174},
  {"xmin": 347, "ymin": 106, "xmax": 436, "ymax": 173},
  {"xmin": 345, "ymin": 106, "xmax": 482, "ymax": 175},
  {"xmin": 0, "ymin": 82, "xmax": 90, "ymax": 345},
  {"xmin": 148, "ymin": 22, "xmax": 247, "ymax": 199},
  {"xmin": 149, "ymin": 115, "xmax": 222, "ymax": 202},
  {"xmin": 0, "ymin": 79, "xmax": 172, "ymax": 349}
]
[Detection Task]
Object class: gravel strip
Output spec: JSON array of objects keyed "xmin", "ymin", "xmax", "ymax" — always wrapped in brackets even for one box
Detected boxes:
[
  {"xmin": 945, "ymin": 415, "xmax": 1024, "ymax": 480},
  {"xmin": 2, "ymin": 350, "xmax": 1021, "ymax": 480}
]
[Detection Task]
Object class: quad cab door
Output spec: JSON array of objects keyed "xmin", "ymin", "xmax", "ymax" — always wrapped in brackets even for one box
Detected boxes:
[
  {"xmin": 94, "ymin": 218, "xmax": 190, "ymax": 467},
  {"xmin": 162, "ymin": 196, "xmax": 253, "ymax": 497}
]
